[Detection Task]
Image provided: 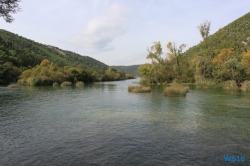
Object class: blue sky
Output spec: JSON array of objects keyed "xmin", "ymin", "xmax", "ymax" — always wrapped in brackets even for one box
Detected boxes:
[{"xmin": 0, "ymin": 0, "xmax": 250, "ymax": 66}]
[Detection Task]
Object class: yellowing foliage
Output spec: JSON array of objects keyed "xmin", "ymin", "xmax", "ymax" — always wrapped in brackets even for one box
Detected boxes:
[
  {"xmin": 212, "ymin": 48, "xmax": 234, "ymax": 65},
  {"xmin": 40, "ymin": 59, "xmax": 51, "ymax": 67},
  {"xmin": 192, "ymin": 56, "xmax": 198, "ymax": 63},
  {"xmin": 242, "ymin": 50, "xmax": 250, "ymax": 74}
]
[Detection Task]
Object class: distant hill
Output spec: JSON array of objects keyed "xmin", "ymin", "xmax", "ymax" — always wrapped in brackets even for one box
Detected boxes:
[
  {"xmin": 0, "ymin": 29, "xmax": 108, "ymax": 70},
  {"xmin": 183, "ymin": 12, "xmax": 250, "ymax": 59},
  {"xmin": 114, "ymin": 65, "xmax": 141, "ymax": 76}
]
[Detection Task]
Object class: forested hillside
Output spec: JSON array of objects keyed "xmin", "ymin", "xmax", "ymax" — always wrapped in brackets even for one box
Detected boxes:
[
  {"xmin": 0, "ymin": 29, "xmax": 108, "ymax": 70},
  {"xmin": 183, "ymin": 12, "xmax": 250, "ymax": 59},
  {"xmin": 138, "ymin": 12, "xmax": 250, "ymax": 90},
  {"xmin": 114, "ymin": 65, "xmax": 140, "ymax": 76}
]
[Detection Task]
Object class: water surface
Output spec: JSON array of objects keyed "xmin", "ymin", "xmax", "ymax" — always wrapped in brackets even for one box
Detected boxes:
[{"xmin": 0, "ymin": 79, "xmax": 250, "ymax": 165}]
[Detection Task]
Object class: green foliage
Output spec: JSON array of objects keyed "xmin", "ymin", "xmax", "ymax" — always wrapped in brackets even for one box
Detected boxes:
[
  {"xmin": 125, "ymin": 74, "xmax": 135, "ymax": 79},
  {"xmin": 17, "ymin": 59, "xmax": 129, "ymax": 86},
  {"xmin": 139, "ymin": 77, "xmax": 151, "ymax": 85},
  {"xmin": 0, "ymin": 29, "xmax": 108, "ymax": 70},
  {"xmin": 195, "ymin": 75, "xmax": 218, "ymax": 88},
  {"xmin": 0, "ymin": 62, "xmax": 21, "ymax": 84},
  {"xmin": 0, "ymin": 0, "xmax": 21, "ymax": 23},
  {"xmin": 114, "ymin": 65, "xmax": 140, "ymax": 76},
  {"xmin": 198, "ymin": 20, "xmax": 211, "ymax": 41},
  {"xmin": 138, "ymin": 12, "xmax": 250, "ymax": 89},
  {"xmin": 184, "ymin": 12, "xmax": 250, "ymax": 60},
  {"xmin": 221, "ymin": 80, "xmax": 238, "ymax": 90}
]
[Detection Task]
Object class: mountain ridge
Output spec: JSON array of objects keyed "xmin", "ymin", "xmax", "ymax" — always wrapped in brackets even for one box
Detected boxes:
[{"xmin": 0, "ymin": 29, "xmax": 108, "ymax": 70}]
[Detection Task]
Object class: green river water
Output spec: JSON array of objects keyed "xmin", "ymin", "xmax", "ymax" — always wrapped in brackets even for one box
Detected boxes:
[{"xmin": 0, "ymin": 78, "xmax": 250, "ymax": 165}]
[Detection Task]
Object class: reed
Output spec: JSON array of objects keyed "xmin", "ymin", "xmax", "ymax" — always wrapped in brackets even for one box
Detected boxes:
[
  {"xmin": 53, "ymin": 82, "xmax": 58, "ymax": 87},
  {"xmin": 222, "ymin": 80, "xmax": 238, "ymax": 90},
  {"xmin": 128, "ymin": 86, "xmax": 151, "ymax": 93},
  {"xmin": 139, "ymin": 78, "xmax": 151, "ymax": 85},
  {"xmin": 7, "ymin": 84, "xmax": 19, "ymax": 88},
  {"xmin": 75, "ymin": 81, "xmax": 84, "ymax": 87},
  {"xmin": 180, "ymin": 83, "xmax": 196, "ymax": 88},
  {"xmin": 61, "ymin": 81, "xmax": 72, "ymax": 87},
  {"xmin": 163, "ymin": 85, "xmax": 189, "ymax": 97},
  {"xmin": 241, "ymin": 80, "xmax": 250, "ymax": 91},
  {"xmin": 195, "ymin": 75, "xmax": 217, "ymax": 88}
]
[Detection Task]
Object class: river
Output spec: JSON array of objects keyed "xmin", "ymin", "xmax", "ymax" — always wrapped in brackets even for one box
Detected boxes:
[{"xmin": 0, "ymin": 78, "xmax": 250, "ymax": 165}]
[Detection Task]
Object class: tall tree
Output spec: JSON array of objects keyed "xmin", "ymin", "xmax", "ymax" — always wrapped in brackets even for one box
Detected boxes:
[
  {"xmin": 0, "ymin": 0, "xmax": 21, "ymax": 23},
  {"xmin": 166, "ymin": 42, "xmax": 186, "ymax": 75},
  {"xmin": 198, "ymin": 20, "xmax": 211, "ymax": 41},
  {"xmin": 146, "ymin": 41, "xmax": 163, "ymax": 84}
]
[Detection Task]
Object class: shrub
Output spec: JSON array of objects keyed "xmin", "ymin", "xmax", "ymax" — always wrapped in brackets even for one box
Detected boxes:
[
  {"xmin": 61, "ymin": 81, "xmax": 72, "ymax": 87},
  {"xmin": 40, "ymin": 59, "xmax": 51, "ymax": 67},
  {"xmin": 128, "ymin": 86, "xmax": 151, "ymax": 93},
  {"xmin": 222, "ymin": 80, "xmax": 238, "ymax": 90},
  {"xmin": 195, "ymin": 75, "xmax": 217, "ymax": 88},
  {"xmin": 180, "ymin": 83, "xmax": 196, "ymax": 88},
  {"xmin": 241, "ymin": 80, "xmax": 250, "ymax": 91},
  {"xmin": 18, "ymin": 78, "xmax": 26, "ymax": 85},
  {"xmin": 126, "ymin": 74, "xmax": 135, "ymax": 79},
  {"xmin": 163, "ymin": 85, "xmax": 189, "ymax": 97},
  {"xmin": 76, "ymin": 81, "xmax": 84, "ymax": 87},
  {"xmin": 53, "ymin": 82, "xmax": 58, "ymax": 87},
  {"xmin": 7, "ymin": 84, "xmax": 19, "ymax": 88},
  {"xmin": 139, "ymin": 77, "xmax": 151, "ymax": 85}
]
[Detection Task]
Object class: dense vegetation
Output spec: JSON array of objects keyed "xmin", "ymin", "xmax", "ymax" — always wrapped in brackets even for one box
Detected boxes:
[
  {"xmin": 0, "ymin": 29, "xmax": 111, "ymax": 84},
  {"xmin": 138, "ymin": 12, "xmax": 250, "ymax": 91},
  {"xmin": 0, "ymin": 29, "xmax": 108, "ymax": 69},
  {"xmin": 18, "ymin": 59, "xmax": 129, "ymax": 86},
  {"xmin": 114, "ymin": 65, "xmax": 140, "ymax": 76},
  {"xmin": 0, "ymin": 30, "xmax": 129, "ymax": 84}
]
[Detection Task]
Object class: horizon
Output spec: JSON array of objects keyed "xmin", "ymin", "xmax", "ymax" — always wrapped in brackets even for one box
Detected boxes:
[{"xmin": 1, "ymin": 0, "xmax": 250, "ymax": 66}]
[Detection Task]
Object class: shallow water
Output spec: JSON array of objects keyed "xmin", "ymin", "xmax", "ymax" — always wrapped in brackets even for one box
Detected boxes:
[{"xmin": 0, "ymin": 78, "xmax": 250, "ymax": 165}]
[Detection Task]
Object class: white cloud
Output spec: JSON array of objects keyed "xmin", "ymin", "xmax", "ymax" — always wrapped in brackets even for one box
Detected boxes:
[{"xmin": 80, "ymin": 3, "xmax": 126, "ymax": 52}]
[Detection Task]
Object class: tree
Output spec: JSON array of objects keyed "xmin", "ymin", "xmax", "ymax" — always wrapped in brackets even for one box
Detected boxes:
[
  {"xmin": 242, "ymin": 50, "xmax": 250, "ymax": 75},
  {"xmin": 212, "ymin": 48, "xmax": 235, "ymax": 65},
  {"xmin": 40, "ymin": 59, "xmax": 51, "ymax": 67},
  {"xmin": 0, "ymin": 0, "xmax": 21, "ymax": 23},
  {"xmin": 146, "ymin": 41, "xmax": 163, "ymax": 84},
  {"xmin": 212, "ymin": 48, "xmax": 245, "ymax": 83},
  {"xmin": 166, "ymin": 42, "xmax": 186, "ymax": 75},
  {"xmin": 198, "ymin": 20, "xmax": 211, "ymax": 41}
]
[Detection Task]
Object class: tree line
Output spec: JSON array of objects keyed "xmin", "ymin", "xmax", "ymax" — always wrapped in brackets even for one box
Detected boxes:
[{"xmin": 138, "ymin": 13, "xmax": 250, "ymax": 89}]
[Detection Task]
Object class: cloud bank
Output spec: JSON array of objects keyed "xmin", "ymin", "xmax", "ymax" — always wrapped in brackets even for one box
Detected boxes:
[{"xmin": 81, "ymin": 3, "xmax": 126, "ymax": 51}]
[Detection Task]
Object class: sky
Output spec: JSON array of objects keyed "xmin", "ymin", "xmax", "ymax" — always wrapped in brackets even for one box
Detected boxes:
[{"xmin": 0, "ymin": 0, "xmax": 250, "ymax": 66}]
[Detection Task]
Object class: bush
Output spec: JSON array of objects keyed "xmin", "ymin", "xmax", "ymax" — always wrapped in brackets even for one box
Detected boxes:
[
  {"xmin": 195, "ymin": 75, "xmax": 217, "ymax": 88},
  {"xmin": 222, "ymin": 80, "xmax": 238, "ymax": 90},
  {"xmin": 180, "ymin": 83, "xmax": 196, "ymax": 88},
  {"xmin": 7, "ymin": 84, "xmax": 19, "ymax": 88},
  {"xmin": 53, "ymin": 82, "xmax": 58, "ymax": 87},
  {"xmin": 128, "ymin": 86, "xmax": 151, "ymax": 93},
  {"xmin": 241, "ymin": 80, "xmax": 250, "ymax": 91},
  {"xmin": 126, "ymin": 74, "xmax": 135, "ymax": 79},
  {"xmin": 75, "ymin": 81, "xmax": 84, "ymax": 87},
  {"xmin": 163, "ymin": 85, "xmax": 189, "ymax": 97},
  {"xmin": 61, "ymin": 81, "xmax": 72, "ymax": 87},
  {"xmin": 139, "ymin": 77, "xmax": 151, "ymax": 85}
]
